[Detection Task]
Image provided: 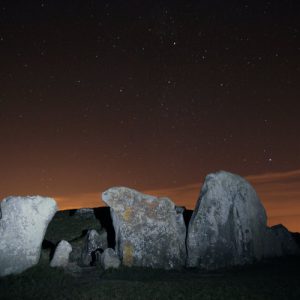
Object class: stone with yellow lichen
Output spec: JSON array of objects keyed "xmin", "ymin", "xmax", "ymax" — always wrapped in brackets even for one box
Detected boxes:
[{"xmin": 102, "ymin": 187, "xmax": 186, "ymax": 269}]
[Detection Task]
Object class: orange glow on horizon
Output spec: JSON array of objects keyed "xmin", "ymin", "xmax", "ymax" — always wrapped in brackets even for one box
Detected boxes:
[{"xmin": 54, "ymin": 170, "xmax": 300, "ymax": 232}]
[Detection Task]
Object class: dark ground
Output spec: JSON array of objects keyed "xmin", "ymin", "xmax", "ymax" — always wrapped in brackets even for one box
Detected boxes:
[{"xmin": 0, "ymin": 208, "xmax": 299, "ymax": 300}]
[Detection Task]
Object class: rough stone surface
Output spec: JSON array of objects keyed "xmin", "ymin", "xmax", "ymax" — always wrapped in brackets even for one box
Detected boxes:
[
  {"xmin": 102, "ymin": 187, "xmax": 186, "ymax": 269},
  {"xmin": 265, "ymin": 224, "xmax": 300, "ymax": 257},
  {"xmin": 101, "ymin": 248, "xmax": 121, "ymax": 270},
  {"xmin": 187, "ymin": 171, "xmax": 267, "ymax": 269},
  {"xmin": 0, "ymin": 196, "xmax": 57, "ymax": 276},
  {"xmin": 50, "ymin": 240, "xmax": 72, "ymax": 267},
  {"xmin": 81, "ymin": 229, "xmax": 108, "ymax": 266}
]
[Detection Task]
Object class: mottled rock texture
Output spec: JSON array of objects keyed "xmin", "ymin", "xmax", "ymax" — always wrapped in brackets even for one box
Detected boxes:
[
  {"xmin": 81, "ymin": 229, "xmax": 108, "ymax": 266},
  {"xmin": 0, "ymin": 196, "xmax": 57, "ymax": 276},
  {"xmin": 101, "ymin": 248, "xmax": 121, "ymax": 270},
  {"xmin": 50, "ymin": 240, "xmax": 72, "ymax": 267},
  {"xmin": 102, "ymin": 187, "xmax": 186, "ymax": 269},
  {"xmin": 187, "ymin": 171, "xmax": 267, "ymax": 269}
]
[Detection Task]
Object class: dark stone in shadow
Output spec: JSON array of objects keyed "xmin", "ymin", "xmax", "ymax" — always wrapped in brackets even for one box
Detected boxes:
[
  {"xmin": 42, "ymin": 239, "xmax": 56, "ymax": 261},
  {"xmin": 292, "ymin": 232, "xmax": 300, "ymax": 249},
  {"xmin": 93, "ymin": 207, "xmax": 115, "ymax": 249},
  {"xmin": 68, "ymin": 209, "xmax": 77, "ymax": 216},
  {"xmin": 90, "ymin": 248, "xmax": 104, "ymax": 266}
]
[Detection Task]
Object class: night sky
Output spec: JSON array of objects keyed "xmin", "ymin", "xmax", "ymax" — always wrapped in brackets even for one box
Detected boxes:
[{"xmin": 1, "ymin": 1, "xmax": 300, "ymax": 230}]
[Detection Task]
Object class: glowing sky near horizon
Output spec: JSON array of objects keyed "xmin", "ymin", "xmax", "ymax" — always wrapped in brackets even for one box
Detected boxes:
[
  {"xmin": 53, "ymin": 169, "xmax": 300, "ymax": 232},
  {"xmin": 0, "ymin": 1, "xmax": 299, "ymax": 231}
]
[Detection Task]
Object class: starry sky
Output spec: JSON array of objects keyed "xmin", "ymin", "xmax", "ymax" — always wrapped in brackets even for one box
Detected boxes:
[{"xmin": 1, "ymin": 1, "xmax": 300, "ymax": 231}]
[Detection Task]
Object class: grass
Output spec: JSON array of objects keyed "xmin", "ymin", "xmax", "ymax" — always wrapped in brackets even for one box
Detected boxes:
[
  {"xmin": 1, "ymin": 258, "xmax": 300, "ymax": 300},
  {"xmin": 1, "ymin": 210, "xmax": 300, "ymax": 300}
]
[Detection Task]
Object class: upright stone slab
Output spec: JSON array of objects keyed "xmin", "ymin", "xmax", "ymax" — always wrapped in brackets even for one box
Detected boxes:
[
  {"xmin": 102, "ymin": 187, "xmax": 186, "ymax": 269},
  {"xmin": 50, "ymin": 240, "xmax": 72, "ymax": 268},
  {"xmin": 81, "ymin": 229, "xmax": 108, "ymax": 266},
  {"xmin": 0, "ymin": 196, "xmax": 57, "ymax": 276},
  {"xmin": 187, "ymin": 171, "xmax": 267, "ymax": 269}
]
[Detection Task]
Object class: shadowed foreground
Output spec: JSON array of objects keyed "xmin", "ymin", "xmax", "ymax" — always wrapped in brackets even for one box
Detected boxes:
[
  {"xmin": 1, "ymin": 209, "xmax": 299, "ymax": 300},
  {"xmin": 1, "ymin": 257, "xmax": 300, "ymax": 300}
]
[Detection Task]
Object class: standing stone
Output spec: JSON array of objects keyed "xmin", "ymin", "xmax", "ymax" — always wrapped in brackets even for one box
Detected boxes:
[
  {"xmin": 0, "ymin": 196, "xmax": 57, "ymax": 276},
  {"xmin": 102, "ymin": 187, "xmax": 186, "ymax": 269},
  {"xmin": 101, "ymin": 248, "xmax": 121, "ymax": 270},
  {"xmin": 187, "ymin": 171, "xmax": 267, "ymax": 269},
  {"xmin": 81, "ymin": 229, "xmax": 108, "ymax": 266},
  {"xmin": 50, "ymin": 240, "xmax": 72, "ymax": 268}
]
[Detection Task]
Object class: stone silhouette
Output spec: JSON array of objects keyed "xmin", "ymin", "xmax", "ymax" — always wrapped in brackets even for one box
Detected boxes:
[{"xmin": 264, "ymin": 224, "xmax": 300, "ymax": 257}]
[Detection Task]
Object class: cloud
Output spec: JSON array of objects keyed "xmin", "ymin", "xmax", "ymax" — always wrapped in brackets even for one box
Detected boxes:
[
  {"xmin": 54, "ymin": 169, "xmax": 300, "ymax": 232},
  {"xmin": 246, "ymin": 170, "xmax": 300, "ymax": 232},
  {"xmin": 246, "ymin": 169, "xmax": 300, "ymax": 184}
]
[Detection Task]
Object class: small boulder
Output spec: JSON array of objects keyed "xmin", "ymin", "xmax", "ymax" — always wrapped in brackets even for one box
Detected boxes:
[
  {"xmin": 187, "ymin": 171, "xmax": 267, "ymax": 269},
  {"xmin": 50, "ymin": 240, "xmax": 72, "ymax": 268},
  {"xmin": 101, "ymin": 248, "xmax": 121, "ymax": 270},
  {"xmin": 102, "ymin": 187, "xmax": 186, "ymax": 269},
  {"xmin": 0, "ymin": 196, "xmax": 57, "ymax": 276},
  {"xmin": 81, "ymin": 229, "xmax": 108, "ymax": 266}
]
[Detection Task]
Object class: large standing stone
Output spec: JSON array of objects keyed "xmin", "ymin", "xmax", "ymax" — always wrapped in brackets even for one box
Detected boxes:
[
  {"xmin": 50, "ymin": 240, "xmax": 72, "ymax": 268},
  {"xmin": 102, "ymin": 187, "xmax": 186, "ymax": 269},
  {"xmin": 81, "ymin": 229, "xmax": 108, "ymax": 266},
  {"xmin": 101, "ymin": 248, "xmax": 121, "ymax": 270},
  {"xmin": 0, "ymin": 196, "xmax": 57, "ymax": 276},
  {"xmin": 187, "ymin": 171, "xmax": 267, "ymax": 269}
]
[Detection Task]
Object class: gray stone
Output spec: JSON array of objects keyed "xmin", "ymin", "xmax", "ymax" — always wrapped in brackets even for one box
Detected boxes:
[
  {"xmin": 0, "ymin": 196, "xmax": 57, "ymax": 276},
  {"xmin": 101, "ymin": 248, "xmax": 121, "ymax": 270},
  {"xmin": 50, "ymin": 240, "xmax": 72, "ymax": 268},
  {"xmin": 81, "ymin": 229, "xmax": 108, "ymax": 266},
  {"xmin": 187, "ymin": 171, "xmax": 267, "ymax": 269},
  {"xmin": 102, "ymin": 187, "xmax": 186, "ymax": 269}
]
